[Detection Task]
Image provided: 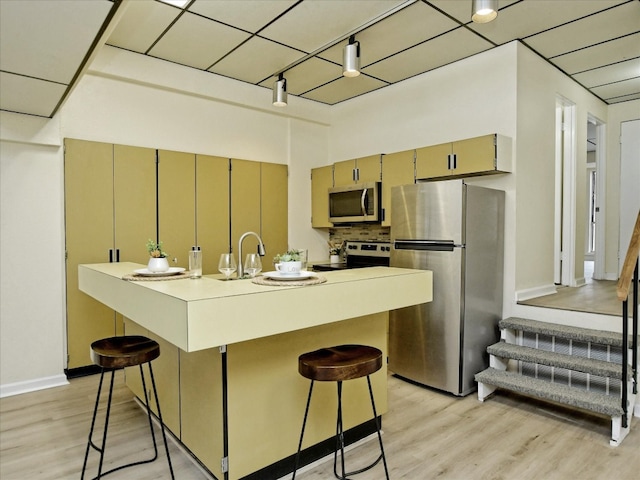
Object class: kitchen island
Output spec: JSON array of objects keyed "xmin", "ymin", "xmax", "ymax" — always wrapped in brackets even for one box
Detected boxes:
[{"xmin": 78, "ymin": 263, "xmax": 432, "ymax": 479}]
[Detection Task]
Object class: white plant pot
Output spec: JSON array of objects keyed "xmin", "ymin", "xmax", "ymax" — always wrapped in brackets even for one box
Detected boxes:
[
  {"xmin": 148, "ymin": 257, "xmax": 170, "ymax": 273},
  {"xmin": 330, "ymin": 255, "xmax": 341, "ymax": 264}
]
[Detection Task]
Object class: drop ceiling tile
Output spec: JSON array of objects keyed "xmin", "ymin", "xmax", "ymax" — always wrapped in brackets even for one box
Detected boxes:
[
  {"xmin": 188, "ymin": 0, "xmax": 296, "ymax": 33},
  {"xmin": 573, "ymin": 59, "xmax": 640, "ymax": 88},
  {"xmin": 318, "ymin": 1, "xmax": 459, "ymax": 67},
  {"xmin": 0, "ymin": 72, "xmax": 67, "ymax": 118},
  {"xmin": 591, "ymin": 76, "xmax": 640, "ymax": 101},
  {"xmin": 465, "ymin": 0, "xmax": 626, "ymax": 46},
  {"xmin": 526, "ymin": 1, "xmax": 640, "ymax": 58},
  {"xmin": 0, "ymin": 0, "xmax": 112, "ymax": 84},
  {"xmin": 303, "ymin": 75, "xmax": 387, "ymax": 105},
  {"xmin": 259, "ymin": 0, "xmax": 405, "ymax": 53},
  {"xmin": 149, "ymin": 11, "xmax": 251, "ymax": 69},
  {"xmin": 259, "ymin": 58, "xmax": 343, "ymax": 96},
  {"xmin": 107, "ymin": 0, "xmax": 181, "ymax": 54},
  {"xmin": 209, "ymin": 37, "xmax": 303, "ymax": 84},
  {"xmin": 551, "ymin": 33, "xmax": 640, "ymax": 74},
  {"xmin": 363, "ymin": 27, "xmax": 493, "ymax": 83}
]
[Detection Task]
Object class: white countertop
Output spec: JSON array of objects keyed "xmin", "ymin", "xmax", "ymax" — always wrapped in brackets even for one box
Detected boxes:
[{"xmin": 79, "ymin": 262, "xmax": 432, "ymax": 352}]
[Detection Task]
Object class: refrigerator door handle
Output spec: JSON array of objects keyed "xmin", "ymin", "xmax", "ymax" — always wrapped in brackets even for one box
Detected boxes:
[{"xmin": 394, "ymin": 240, "xmax": 461, "ymax": 251}]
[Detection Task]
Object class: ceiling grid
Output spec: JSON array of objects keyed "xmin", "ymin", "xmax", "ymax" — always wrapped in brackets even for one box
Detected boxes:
[{"xmin": 1, "ymin": 0, "xmax": 638, "ymax": 117}]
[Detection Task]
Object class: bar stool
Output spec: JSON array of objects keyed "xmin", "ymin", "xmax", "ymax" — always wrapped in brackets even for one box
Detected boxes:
[
  {"xmin": 292, "ymin": 344, "xmax": 389, "ymax": 479},
  {"xmin": 81, "ymin": 336, "xmax": 175, "ymax": 479}
]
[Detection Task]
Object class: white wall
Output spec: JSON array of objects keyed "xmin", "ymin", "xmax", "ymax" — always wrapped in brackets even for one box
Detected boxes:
[{"xmin": 0, "ymin": 114, "xmax": 68, "ymax": 394}]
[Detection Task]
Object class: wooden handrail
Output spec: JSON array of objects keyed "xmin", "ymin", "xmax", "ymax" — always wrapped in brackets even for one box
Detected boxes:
[{"xmin": 617, "ymin": 210, "xmax": 640, "ymax": 301}]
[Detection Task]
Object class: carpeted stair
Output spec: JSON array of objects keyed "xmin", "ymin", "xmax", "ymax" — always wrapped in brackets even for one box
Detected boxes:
[{"xmin": 475, "ymin": 317, "xmax": 638, "ymax": 446}]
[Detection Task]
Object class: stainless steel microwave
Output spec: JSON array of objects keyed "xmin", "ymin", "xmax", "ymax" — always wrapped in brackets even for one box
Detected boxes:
[{"xmin": 329, "ymin": 182, "xmax": 382, "ymax": 223}]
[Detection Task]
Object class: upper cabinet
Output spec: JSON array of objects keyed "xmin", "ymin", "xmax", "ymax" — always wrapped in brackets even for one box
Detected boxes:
[
  {"xmin": 334, "ymin": 155, "xmax": 382, "ymax": 186},
  {"xmin": 311, "ymin": 134, "xmax": 510, "ymax": 229},
  {"xmin": 381, "ymin": 150, "xmax": 415, "ymax": 227},
  {"xmin": 311, "ymin": 165, "xmax": 334, "ymax": 228},
  {"xmin": 416, "ymin": 134, "xmax": 511, "ymax": 180}
]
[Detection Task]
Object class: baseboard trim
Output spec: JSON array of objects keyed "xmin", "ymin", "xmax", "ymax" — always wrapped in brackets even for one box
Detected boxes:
[
  {"xmin": 515, "ymin": 284, "xmax": 557, "ymax": 302},
  {"xmin": 0, "ymin": 374, "xmax": 69, "ymax": 398}
]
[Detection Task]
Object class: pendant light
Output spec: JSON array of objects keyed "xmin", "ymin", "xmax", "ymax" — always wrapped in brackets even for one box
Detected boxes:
[
  {"xmin": 342, "ymin": 35, "xmax": 360, "ymax": 78},
  {"xmin": 472, "ymin": 0, "xmax": 498, "ymax": 23},
  {"xmin": 272, "ymin": 73, "xmax": 287, "ymax": 107}
]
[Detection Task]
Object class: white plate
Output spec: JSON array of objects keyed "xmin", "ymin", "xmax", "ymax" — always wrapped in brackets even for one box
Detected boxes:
[
  {"xmin": 134, "ymin": 267, "xmax": 185, "ymax": 277},
  {"xmin": 263, "ymin": 271, "xmax": 316, "ymax": 281}
]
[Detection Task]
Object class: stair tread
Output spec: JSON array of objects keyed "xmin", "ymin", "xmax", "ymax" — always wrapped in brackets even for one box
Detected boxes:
[
  {"xmin": 475, "ymin": 368, "xmax": 624, "ymax": 417},
  {"xmin": 500, "ymin": 317, "xmax": 627, "ymax": 347},
  {"xmin": 487, "ymin": 342, "xmax": 624, "ymax": 379}
]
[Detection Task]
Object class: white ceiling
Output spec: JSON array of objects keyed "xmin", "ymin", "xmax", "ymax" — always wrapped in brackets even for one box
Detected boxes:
[{"xmin": 1, "ymin": 0, "xmax": 639, "ymax": 118}]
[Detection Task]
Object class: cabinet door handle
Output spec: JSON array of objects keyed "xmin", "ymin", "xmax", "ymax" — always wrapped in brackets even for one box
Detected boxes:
[
  {"xmin": 452, "ymin": 153, "xmax": 457, "ymax": 169},
  {"xmin": 116, "ymin": 249, "xmax": 120, "ymax": 262},
  {"xmin": 109, "ymin": 249, "xmax": 113, "ymax": 263}
]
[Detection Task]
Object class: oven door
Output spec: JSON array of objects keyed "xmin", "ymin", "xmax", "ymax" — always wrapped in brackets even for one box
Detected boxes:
[{"xmin": 346, "ymin": 255, "xmax": 390, "ymax": 268}]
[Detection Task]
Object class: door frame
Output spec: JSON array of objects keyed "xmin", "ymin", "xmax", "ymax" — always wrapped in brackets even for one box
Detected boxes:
[
  {"xmin": 589, "ymin": 115, "xmax": 606, "ymax": 280},
  {"xmin": 555, "ymin": 96, "xmax": 577, "ymax": 287}
]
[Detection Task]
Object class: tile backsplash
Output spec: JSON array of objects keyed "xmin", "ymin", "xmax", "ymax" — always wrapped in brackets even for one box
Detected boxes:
[{"xmin": 329, "ymin": 225, "xmax": 390, "ymax": 251}]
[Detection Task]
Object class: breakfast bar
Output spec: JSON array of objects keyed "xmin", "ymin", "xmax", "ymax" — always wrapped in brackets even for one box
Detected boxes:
[{"xmin": 78, "ymin": 262, "xmax": 432, "ymax": 479}]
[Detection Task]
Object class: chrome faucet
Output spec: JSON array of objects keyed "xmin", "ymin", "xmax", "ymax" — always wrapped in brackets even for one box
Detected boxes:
[{"xmin": 237, "ymin": 231, "xmax": 266, "ymax": 278}]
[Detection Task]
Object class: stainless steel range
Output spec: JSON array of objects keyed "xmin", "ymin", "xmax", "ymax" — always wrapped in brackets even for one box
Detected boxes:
[
  {"xmin": 345, "ymin": 241, "xmax": 391, "ymax": 268},
  {"xmin": 312, "ymin": 241, "xmax": 391, "ymax": 271}
]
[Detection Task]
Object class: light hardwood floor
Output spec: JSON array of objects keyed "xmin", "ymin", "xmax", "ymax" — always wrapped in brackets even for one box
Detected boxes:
[{"xmin": 1, "ymin": 370, "xmax": 639, "ymax": 480}]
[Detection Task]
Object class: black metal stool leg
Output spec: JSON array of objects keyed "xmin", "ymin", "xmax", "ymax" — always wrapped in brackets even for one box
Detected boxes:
[
  {"xmin": 148, "ymin": 362, "xmax": 175, "ymax": 479},
  {"xmin": 292, "ymin": 380, "xmax": 315, "ymax": 480},
  {"xmin": 333, "ymin": 381, "xmax": 347, "ymax": 479},
  {"xmin": 82, "ymin": 364, "xmax": 175, "ymax": 480},
  {"xmin": 81, "ymin": 369, "xmax": 107, "ymax": 479},
  {"xmin": 333, "ymin": 376, "xmax": 389, "ymax": 480},
  {"xmin": 367, "ymin": 376, "xmax": 389, "ymax": 480}
]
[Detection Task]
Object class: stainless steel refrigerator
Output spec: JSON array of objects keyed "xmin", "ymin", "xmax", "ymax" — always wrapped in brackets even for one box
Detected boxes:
[{"xmin": 389, "ymin": 180, "xmax": 504, "ymax": 396}]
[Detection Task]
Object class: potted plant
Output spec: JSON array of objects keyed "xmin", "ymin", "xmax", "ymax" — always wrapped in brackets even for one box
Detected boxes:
[
  {"xmin": 146, "ymin": 239, "xmax": 170, "ymax": 272},
  {"xmin": 273, "ymin": 249, "xmax": 303, "ymax": 275},
  {"xmin": 328, "ymin": 241, "xmax": 343, "ymax": 263}
]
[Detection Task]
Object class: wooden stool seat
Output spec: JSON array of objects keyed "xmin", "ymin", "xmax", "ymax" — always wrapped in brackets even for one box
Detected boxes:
[
  {"xmin": 90, "ymin": 335, "xmax": 160, "ymax": 369},
  {"xmin": 298, "ymin": 344, "xmax": 383, "ymax": 382}
]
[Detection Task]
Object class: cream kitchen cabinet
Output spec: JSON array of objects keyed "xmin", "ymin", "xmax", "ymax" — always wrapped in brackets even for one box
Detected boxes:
[
  {"xmin": 260, "ymin": 161, "xmax": 288, "ymax": 260},
  {"xmin": 196, "ymin": 154, "xmax": 230, "ymax": 274},
  {"xmin": 333, "ymin": 154, "xmax": 381, "ymax": 186},
  {"xmin": 158, "ymin": 150, "xmax": 196, "ymax": 270},
  {"xmin": 311, "ymin": 165, "xmax": 334, "ymax": 228},
  {"xmin": 381, "ymin": 149, "xmax": 415, "ymax": 226},
  {"xmin": 415, "ymin": 134, "xmax": 511, "ymax": 180},
  {"xmin": 64, "ymin": 139, "xmax": 156, "ymax": 369},
  {"xmin": 231, "ymin": 158, "xmax": 288, "ymax": 264}
]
